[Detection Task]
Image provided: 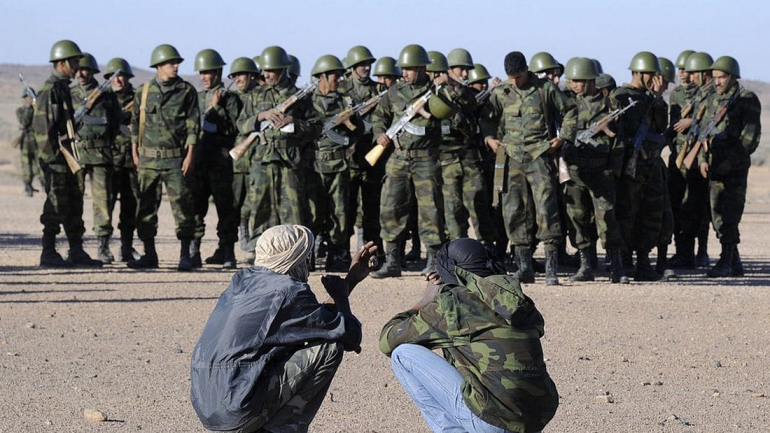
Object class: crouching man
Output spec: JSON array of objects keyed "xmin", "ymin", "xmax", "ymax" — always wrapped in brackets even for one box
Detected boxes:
[
  {"xmin": 380, "ymin": 238, "xmax": 558, "ymax": 433},
  {"xmin": 191, "ymin": 224, "xmax": 377, "ymax": 432}
]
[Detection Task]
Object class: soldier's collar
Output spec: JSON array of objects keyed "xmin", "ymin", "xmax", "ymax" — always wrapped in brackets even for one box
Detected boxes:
[{"xmin": 53, "ymin": 69, "xmax": 71, "ymax": 83}]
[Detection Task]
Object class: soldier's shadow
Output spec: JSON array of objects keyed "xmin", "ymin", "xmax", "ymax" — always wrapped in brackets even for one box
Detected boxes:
[{"xmin": 669, "ymin": 258, "xmax": 770, "ymax": 287}]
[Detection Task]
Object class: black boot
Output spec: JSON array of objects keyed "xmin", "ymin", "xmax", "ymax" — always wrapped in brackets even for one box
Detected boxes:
[
  {"xmin": 97, "ymin": 236, "xmax": 114, "ymax": 264},
  {"xmin": 668, "ymin": 235, "xmax": 696, "ymax": 269},
  {"xmin": 656, "ymin": 244, "xmax": 677, "ymax": 281},
  {"xmin": 731, "ymin": 245, "xmax": 744, "ymax": 277},
  {"xmin": 420, "ymin": 248, "xmax": 437, "ymax": 277},
  {"xmin": 707, "ymin": 243, "xmax": 735, "ymax": 278},
  {"xmin": 545, "ymin": 249, "xmax": 559, "ymax": 286},
  {"xmin": 128, "ymin": 238, "xmax": 159, "ymax": 269},
  {"xmin": 588, "ymin": 242, "xmax": 598, "ymax": 270},
  {"xmin": 513, "ymin": 247, "xmax": 535, "ymax": 284},
  {"xmin": 66, "ymin": 237, "xmax": 103, "ymax": 267},
  {"xmin": 119, "ymin": 231, "xmax": 141, "ymax": 262},
  {"xmin": 205, "ymin": 246, "xmax": 225, "ymax": 265},
  {"xmin": 178, "ymin": 239, "xmax": 193, "ymax": 272},
  {"xmin": 398, "ymin": 237, "xmax": 408, "ymax": 268},
  {"xmin": 634, "ymin": 250, "xmax": 661, "ymax": 282},
  {"xmin": 404, "ymin": 235, "xmax": 422, "ymax": 262},
  {"xmin": 696, "ymin": 231, "xmax": 710, "ymax": 267},
  {"xmin": 370, "ymin": 242, "xmax": 402, "ymax": 279},
  {"xmin": 239, "ymin": 223, "xmax": 250, "ymax": 252},
  {"xmin": 40, "ymin": 234, "xmax": 73, "ymax": 268},
  {"xmin": 222, "ymin": 244, "xmax": 237, "ymax": 270},
  {"xmin": 570, "ymin": 248, "xmax": 595, "ymax": 282},
  {"xmin": 190, "ymin": 239, "xmax": 202, "ymax": 268},
  {"xmin": 609, "ymin": 249, "xmax": 629, "ymax": 284}
]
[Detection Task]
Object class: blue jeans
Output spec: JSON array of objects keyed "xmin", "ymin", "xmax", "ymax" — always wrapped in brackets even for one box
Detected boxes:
[{"xmin": 390, "ymin": 344, "xmax": 516, "ymax": 433}]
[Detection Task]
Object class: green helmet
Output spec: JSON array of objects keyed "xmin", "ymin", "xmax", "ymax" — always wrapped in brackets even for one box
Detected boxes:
[
  {"xmin": 228, "ymin": 57, "xmax": 259, "ymax": 78},
  {"xmin": 685, "ymin": 52, "xmax": 714, "ymax": 73},
  {"xmin": 426, "ymin": 51, "xmax": 448, "ymax": 73},
  {"xmin": 396, "ymin": 44, "xmax": 431, "ymax": 68},
  {"xmin": 675, "ymin": 50, "xmax": 696, "ymax": 69},
  {"xmin": 150, "ymin": 44, "xmax": 183, "ymax": 68},
  {"xmin": 78, "ymin": 53, "xmax": 100, "ymax": 73},
  {"xmin": 311, "ymin": 54, "xmax": 344, "ymax": 76},
  {"xmin": 447, "ymin": 48, "xmax": 473, "ymax": 68},
  {"xmin": 428, "ymin": 87, "xmax": 459, "ymax": 120},
  {"xmin": 711, "ymin": 56, "xmax": 740, "ymax": 78},
  {"xmin": 596, "ymin": 73, "xmax": 616, "ymax": 90},
  {"xmin": 288, "ymin": 55, "xmax": 301, "ymax": 77},
  {"xmin": 104, "ymin": 57, "xmax": 134, "ymax": 79},
  {"xmin": 194, "ymin": 48, "xmax": 226, "ymax": 72},
  {"xmin": 373, "ymin": 56, "xmax": 400, "ymax": 77},
  {"xmin": 658, "ymin": 57, "xmax": 676, "ymax": 83},
  {"xmin": 529, "ymin": 52, "xmax": 559, "ymax": 73},
  {"xmin": 259, "ymin": 46, "xmax": 292, "ymax": 70},
  {"xmin": 590, "ymin": 59, "xmax": 604, "ymax": 74},
  {"xmin": 49, "ymin": 40, "xmax": 83, "ymax": 63},
  {"xmin": 252, "ymin": 55, "xmax": 262, "ymax": 71},
  {"xmin": 628, "ymin": 51, "xmax": 661, "ymax": 73},
  {"xmin": 342, "ymin": 56, "xmax": 350, "ymax": 69},
  {"xmin": 346, "ymin": 46, "xmax": 375, "ymax": 67},
  {"xmin": 467, "ymin": 63, "xmax": 491, "ymax": 84},
  {"xmin": 564, "ymin": 57, "xmax": 599, "ymax": 80}
]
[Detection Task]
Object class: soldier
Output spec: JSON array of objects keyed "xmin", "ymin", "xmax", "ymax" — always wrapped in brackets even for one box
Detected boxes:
[
  {"xmin": 32, "ymin": 40, "xmax": 101, "ymax": 267},
  {"xmin": 15, "ymin": 88, "xmax": 43, "ymax": 197},
  {"xmin": 105, "ymin": 58, "xmax": 141, "ymax": 262},
  {"xmin": 654, "ymin": 56, "xmax": 678, "ymax": 279},
  {"xmin": 71, "ymin": 53, "xmax": 121, "ymax": 264},
  {"xmin": 310, "ymin": 54, "xmax": 365, "ymax": 271},
  {"xmin": 373, "ymin": 56, "xmax": 401, "ymax": 90},
  {"xmin": 698, "ymin": 57, "xmax": 761, "ymax": 277},
  {"xmin": 482, "ymin": 51, "xmax": 577, "ymax": 286},
  {"xmin": 370, "ymin": 44, "xmax": 450, "ymax": 278},
  {"xmin": 596, "ymin": 73, "xmax": 616, "ymax": 98},
  {"xmin": 237, "ymin": 46, "xmax": 320, "ymax": 264},
  {"xmin": 530, "ymin": 52, "xmax": 563, "ymax": 86},
  {"xmin": 128, "ymin": 44, "xmax": 199, "ymax": 271},
  {"xmin": 609, "ymin": 52, "xmax": 668, "ymax": 281},
  {"xmin": 288, "ymin": 55, "xmax": 301, "ymax": 86},
  {"xmin": 190, "ymin": 49, "xmax": 242, "ymax": 269},
  {"xmin": 252, "ymin": 56, "xmax": 267, "ymax": 86},
  {"xmin": 562, "ymin": 57, "xmax": 628, "ymax": 283},
  {"xmin": 228, "ymin": 57, "xmax": 261, "ymax": 253}
]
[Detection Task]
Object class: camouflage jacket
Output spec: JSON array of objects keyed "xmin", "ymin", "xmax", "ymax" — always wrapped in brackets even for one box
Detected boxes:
[
  {"xmin": 668, "ymin": 82, "xmax": 698, "ymax": 153},
  {"xmin": 16, "ymin": 104, "xmax": 36, "ymax": 150},
  {"xmin": 236, "ymin": 76, "xmax": 319, "ymax": 170},
  {"xmin": 197, "ymin": 82, "xmax": 242, "ymax": 165},
  {"xmin": 380, "ymin": 267, "xmax": 559, "ymax": 433},
  {"xmin": 71, "ymin": 78, "xmax": 120, "ymax": 165},
  {"xmin": 113, "ymin": 84, "xmax": 136, "ymax": 168},
  {"xmin": 698, "ymin": 82, "xmax": 762, "ymax": 174},
  {"xmin": 232, "ymin": 85, "xmax": 259, "ymax": 173},
  {"xmin": 565, "ymin": 92, "xmax": 624, "ymax": 176},
  {"xmin": 372, "ymin": 75, "xmax": 442, "ymax": 151},
  {"xmin": 311, "ymin": 89, "xmax": 364, "ymax": 174},
  {"xmin": 340, "ymin": 75, "xmax": 378, "ymax": 169},
  {"xmin": 131, "ymin": 76, "xmax": 199, "ymax": 170},
  {"xmin": 32, "ymin": 70, "xmax": 76, "ymax": 170},
  {"xmin": 481, "ymin": 72, "xmax": 577, "ymax": 162},
  {"xmin": 609, "ymin": 84, "xmax": 668, "ymax": 161},
  {"xmin": 440, "ymin": 84, "xmax": 480, "ymax": 154}
]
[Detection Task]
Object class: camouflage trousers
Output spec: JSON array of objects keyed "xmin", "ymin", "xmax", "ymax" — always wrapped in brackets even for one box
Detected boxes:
[
  {"xmin": 233, "ymin": 172, "xmax": 251, "ymax": 225},
  {"xmin": 439, "ymin": 149, "xmax": 497, "ymax": 244},
  {"xmin": 616, "ymin": 157, "xmax": 665, "ymax": 253},
  {"xmin": 136, "ymin": 166, "xmax": 195, "ymax": 241},
  {"xmin": 248, "ymin": 162, "xmax": 304, "ymax": 246},
  {"xmin": 502, "ymin": 155, "xmax": 561, "ymax": 250},
  {"xmin": 191, "ymin": 155, "xmax": 237, "ymax": 245},
  {"xmin": 40, "ymin": 161, "xmax": 85, "ymax": 239},
  {"xmin": 379, "ymin": 151, "xmax": 445, "ymax": 250},
  {"xmin": 346, "ymin": 165, "xmax": 384, "ymax": 244},
  {"xmin": 226, "ymin": 342, "xmax": 343, "ymax": 433},
  {"xmin": 709, "ymin": 167, "xmax": 748, "ymax": 245},
  {"xmin": 110, "ymin": 165, "xmax": 139, "ymax": 235},
  {"xmin": 481, "ymin": 153, "xmax": 509, "ymax": 255},
  {"xmin": 80, "ymin": 164, "xmax": 114, "ymax": 237},
  {"xmin": 313, "ymin": 170, "xmax": 350, "ymax": 247},
  {"xmin": 658, "ymin": 160, "xmax": 674, "ymax": 246},
  {"xmin": 20, "ymin": 143, "xmax": 42, "ymax": 184},
  {"xmin": 668, "ymin": 153, "xmax": 710, "ymax": 240},
  {"xmin": 563, "ymin": 168, "xmax": 623, "ymax": 250}
]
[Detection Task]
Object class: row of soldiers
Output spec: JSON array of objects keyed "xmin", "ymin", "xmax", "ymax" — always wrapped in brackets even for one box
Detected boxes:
[{"xmin": 26, "ymin": 40, "xmax": 760, "ymax": 283}]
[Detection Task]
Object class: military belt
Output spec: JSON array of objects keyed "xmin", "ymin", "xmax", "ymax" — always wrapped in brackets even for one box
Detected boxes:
[
  {"xmin": 315, "ymin": 149, "xmax": 347, "ymax": 161},
  {"xmin": 395, "ymin": 147, "xmax": 438, "ymax": 159},
  {"xmin": 80, "ymin": 139, "xmax": 110, "ymax": 149},
  {"xmin": 267, "ymin": 140, "xmax": 299, "ymax": 149},
  {"xmin": 140, "ymin": 147, "xmax": 183, "ymax": 159}
]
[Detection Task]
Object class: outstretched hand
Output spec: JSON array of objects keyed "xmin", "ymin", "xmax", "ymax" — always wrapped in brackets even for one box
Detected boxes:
[{"xmin": 345, "ymin": 241, "xmax": 378, "ymax": 289}]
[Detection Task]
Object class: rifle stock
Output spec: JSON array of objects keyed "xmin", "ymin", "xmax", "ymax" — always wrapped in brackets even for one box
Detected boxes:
[
  {"xmin": 59, "ymin": 142, "xmax": 82, "ymax": 173},
  {"xmin": 229, "ymin": 131, "xmax": 259, "ymax": 160},
  {"xmin": 682, "ymin": 140, "xmax": 702, "ymax": 169},
  {"xmin": 364, "ymin": 143, "xmax": 386, "ymax": 166},
  {"xmin": 558, "ymin": 154, "xmax": 571, "ymax": 184}
]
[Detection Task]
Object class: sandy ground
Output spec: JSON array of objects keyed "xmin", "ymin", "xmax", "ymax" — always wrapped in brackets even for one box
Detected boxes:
[{"xmin": 0, "ymin": 148, "xmax": 768, "ymax": 432}]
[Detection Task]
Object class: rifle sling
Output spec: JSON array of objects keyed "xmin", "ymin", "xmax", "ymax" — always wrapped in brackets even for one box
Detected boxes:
[{"xmin": 138, "ymin": 81, "xmax": 150, "ymax": 148}]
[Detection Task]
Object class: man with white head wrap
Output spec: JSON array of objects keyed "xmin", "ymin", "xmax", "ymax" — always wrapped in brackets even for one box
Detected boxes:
[{"xmin": 191, "ymin": 224, "xmax": 377, "ymax": 433}]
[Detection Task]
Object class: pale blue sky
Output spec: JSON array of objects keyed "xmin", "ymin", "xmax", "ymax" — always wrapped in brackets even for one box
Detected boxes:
[{"xmin": 4, "ymin": 0, "xmax": 767, "ymax": 84}]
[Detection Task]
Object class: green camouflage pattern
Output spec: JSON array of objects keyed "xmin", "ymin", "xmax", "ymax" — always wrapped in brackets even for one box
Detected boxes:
[
  {"xmin": 372, "ymin": 78, "xmax": 444, "ymax": 151},
  {"xmin": 136, "ymin": 166, "xmax": 195, "ymax": 241},
  {"xmin": 233, "ymin": 87, "xmax": 259, "ymax": 226},
  {"xmin": 668, "ymin": 82, "xmax": 699, "ymax": 155},
  {"xmin": 16, "ymin": 104, "xmax": 42, "ymax": 184},
  {"xmin": 113, "ymin": 84, "xmax": 136, "ymax": 168},
  {"xmin": 380, "ymin": 267, "xmax": 558, "ymax": 433},
  {"xmin": 81, "ymin": 165, "xmax": 114, "ymax": 237},
  {"xmin": 110, "ymin": 83, "xmax": 139, "ymax": 236}
]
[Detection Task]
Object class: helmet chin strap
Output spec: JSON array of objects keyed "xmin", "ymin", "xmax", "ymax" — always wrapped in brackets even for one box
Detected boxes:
[{"xmin": 319, "ymin": 74, "xmax": 330, "ymax": 96}]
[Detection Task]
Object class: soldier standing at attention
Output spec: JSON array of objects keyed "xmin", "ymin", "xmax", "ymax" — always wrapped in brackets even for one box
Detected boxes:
[
  {"xmin": 482, "ymin": 51, "xmax": 577, "ymax": 286},
  {"xmin": 128, "ymin": 44, "xmax": 199, "ymax": 271},
  {"xmin": 32, "ymin": 40, "xmax": 101, "ymax": 268},
  {"xmin": 71, "ymin": 53, "xmax": 121, "ymax": 264},
  {"xmin": 698, "ymin": 57, "xmax": 761, "ymax": 278},
  {"xmin": 190, "ymin": 49, "xmax": 242, "ymax": 270},
  {"xmin": 16, "ymin": 88, "xmax": 43, "ymax": 197}
]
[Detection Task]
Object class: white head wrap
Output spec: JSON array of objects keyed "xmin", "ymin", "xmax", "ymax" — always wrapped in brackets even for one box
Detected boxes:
[{"xmin": 254, "ymin": 225, "xmax": 314, "ymax": 280}]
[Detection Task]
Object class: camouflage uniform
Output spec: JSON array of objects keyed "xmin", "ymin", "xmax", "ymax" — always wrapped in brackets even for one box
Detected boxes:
[
  {"xmin": 130, "ymin": 77, "xmax": 199, "ymax": 242},
  {"xmin": 110, "ymin": 83, "xmax": 140, "ymax": 258},
  {"xmin": 15, "ymin": 104, "xmax": 43, "ymax": 190},
  {"xmin": 233, "ymin": 87, "xmax": 256, "ymax": 242},
  {"xmin": 380, "ymin": 267, "xmax": 559, "ymax": 433}
]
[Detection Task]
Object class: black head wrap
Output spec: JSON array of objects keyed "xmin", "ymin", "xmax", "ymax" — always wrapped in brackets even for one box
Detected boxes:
[{"xmin": 435, "ymin": 238, "xmax": 507, "ymax": 285}]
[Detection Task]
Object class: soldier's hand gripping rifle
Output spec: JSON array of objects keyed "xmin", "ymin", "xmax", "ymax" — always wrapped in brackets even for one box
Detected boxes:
[
  {"xmin": 675, "ymin": 102, "xmax": 707, "ymax": 169},
  {"xmin": 201, "ymin": 80, "xmax": 235, "ymax": 133},
  {"xmin": 364, "ymin": 85, "xmax": 441, "ymax": 166},
  {"xmin": 321, "ymin": 89, "xmax": 388, "ymax": 146},
  {"xmin": 682, "ymin": 86, "xmax": 743, "ymax": 170},
  {"xmin": 474, "ymin": 80, "xmax": 501, "ymax": 104},
  {"xmin": 575, "ymin": 99, "xmax": 637, "ymax": 148},
  {"xmin": 229, "ymin": 82, "xmax": 318, "ymax": 160},
  {"xmin": 73, "ymin": 73, "xmax": 120, "ymax": 124}
]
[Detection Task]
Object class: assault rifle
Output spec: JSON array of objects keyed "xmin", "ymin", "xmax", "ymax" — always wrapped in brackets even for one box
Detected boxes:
[
  {"xmin": 675, "ymin": 103, "xmax": 707, "ymax": 169},
  {"xmin": 73, "ymin": 73, "xmax": 119, "ymax": 124},
  {"xmin": 229, "ymin": 82, "xmax": 317, "ymax": 161},
  {"xmin": 682, "ymin": 86, "xmax": 743, "ymax": 170},
  {"xmin": 474, "ymin": 81, "xmax": 500, "ymax": 104},
  {"xmin": 321, "ymin": 89, "xmax": 387, "ymax": 146},
  {"xmin": 201, "ymin": 80, "xmax": 235, "ymax": 134},
  {"xmin": 575, "ymin": 99, "xmax": 637, "ymax": 148},
  {"xmin": 625, "ymin": 98, "xmax": 665, "ymax": 179},
  {"xmin": 19, "ymin": 74, "xmax": 37, "ymax": 106}
]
